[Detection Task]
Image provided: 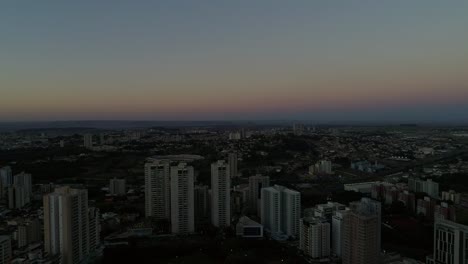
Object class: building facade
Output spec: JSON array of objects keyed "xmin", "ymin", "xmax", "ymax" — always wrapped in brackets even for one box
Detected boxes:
[
  {"xmin": 236, "ymin": 216, "xmax": 263, "ymax": 238},
  {"xmin": 145, "ymin": 160, "xmax": 171, "ymax": 220},
  {"xmin": 88, "ymin": 207, "xmax": 100, "ymax": 253},
  {"xmin": 13, "ymin": 172, "xmax": 32, "ymax": 198},
  {"xmin": 309, "ymin": 160, "xmax": 333, "ymax": 175},
  {"xmin": 228, "ymin": 153, "xmax": 238, "ymax": 178},
  {"xmin": 194, "ymin": 185, "xmax": 209, "ymax": 226},
  {"xmin": 44, "ymin": 187, "xmax": 92, "ymax": 264},
  {"xmin": 0, "ymin": 166, "xmax": 12, "ymax": 187},
  {"xmin": 83, "ymin": 134, "xmax": 93, "ymax": 149},
  {"xmin": 300, "ymin": 217, "xmax": 331, "ymax": 259},
  {"xmin": 332, "ymin": 210, "xmax": 350, "ymax": 257},
  {"xmin": 109, "ymin": 178, "xmax": 126, "ymax": 196},
  {"xmin": 342, "ymin": 199, "xmax": 381, "ymax": 264},
  {"xmin": 260, "ymin": 185, "xmax": 301, "ymax": 238},
  {"xmin": 0, "ymin": 236, "xmax": 11, "ymax": 264},
  {"xmin": 248, "ymin": 174, "xmax": 270, "ymax": 215},
  {"xmin": 17, "ymin": 219, "xmax": 41, "ymax": 248},
  {"xmin": 408, "ymin": 178, "xmax": 439, "ymax": 199},
  {"xmin": 170, "ymin": 163, "xmax": 195, "ymax": 234},
  {"xmin": 8, "ymin": 185, "xmax": 28, "ymax": 209},
  {"xmin": 211, "ymin": 160, "xmax": 231, "ymax": 227},
  {"xmin": 426, "ymin": 219, "xmax": 468, "ymax": 264}
]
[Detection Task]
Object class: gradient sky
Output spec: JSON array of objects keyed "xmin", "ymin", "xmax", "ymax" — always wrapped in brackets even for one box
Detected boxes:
[{"xmin": 1, "ymin": 1, "xmax": 468, "ymax": 122}]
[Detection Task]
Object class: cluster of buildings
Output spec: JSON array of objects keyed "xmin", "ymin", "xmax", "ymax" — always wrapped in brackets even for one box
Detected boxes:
[
  {"xmin": 142, "ymin": 154, "xmax": 406, "ymax": 263},
  {"xmin": 0, "ymin": 166, "xmax": 101, "ymax": 264},
  {"xmin": 345, "ymin": 176, "xmax": 468, "ymax": 264},
  {"xmin": 351, "ymin": 160, "xmax": 385, "ymax": 173},
  {"xmin": 369, "ymin": 178, "xmax": 462, "ymax": 222},
  {"xmin": 144, "ymin": 156, "xmax": 302, "ymax": 239},
  {"xmin": 0, "ymin": 167, "xmax": 33, "ymax": 210},
  {"xmin": 299, "ymin": 198, "xmax": 382, "ymax": 263},
  {"xmin": 228, "ymin": 129, "xmax": 251, "ymax": 140},
  {"xmin": 83, "ymin": 131, "xmax": 145, "ymax": 150},
  {"xmin": 144, "ymin": 157, "xmax": 236, "ymax": 233},
  {"xmin": 144, "ymin": 152, "xmax": 396, "ymax": 263},
  {"xmin": 422, "ymin": 159, "xmax": 468, "ymax": 177},
  {"xmin": 309, "ymin": 160, "xmax": 333, "ymax": 176},
  {"xmin": 346, "ymin": 178, "xmax": 463, "ymax": 223},
  {"xmin": 342, "ymin": 175, "xmax": 468, "ymax": 264},
  {"xmin": 2, "ymin": 126, "xmax": 468, "ymax": 263},
  {"xmin": 408, "ymin": 178, "xmax": 440, "ymax": 199}
]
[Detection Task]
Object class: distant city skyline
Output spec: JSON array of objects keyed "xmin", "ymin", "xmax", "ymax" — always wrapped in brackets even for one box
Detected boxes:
[{"xmin": 1, "ymin": 1, "xmax": 468, "ymax": 122}]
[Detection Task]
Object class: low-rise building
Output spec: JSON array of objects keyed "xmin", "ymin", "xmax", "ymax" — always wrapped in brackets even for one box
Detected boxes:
[{"xmin": 236, "ymin": 216, "xmax": 263, "ymax": 238}]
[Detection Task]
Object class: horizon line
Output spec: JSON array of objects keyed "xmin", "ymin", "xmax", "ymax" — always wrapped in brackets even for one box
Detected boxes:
[{"xmin": 1, "ymin": 119, "xmax": 467, "ymax": 125}]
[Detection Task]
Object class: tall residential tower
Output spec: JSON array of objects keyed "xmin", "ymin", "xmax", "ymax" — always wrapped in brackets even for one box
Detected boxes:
[
  {"xmin": 342, "ymin": 198, "xmax": 381, "ymax": 264},
  {"xmin": 260, "ymin": 185, "xmax": 301, "ymax": 238},
  {"xmin": 44, "ymin": 187, "xmax": 98, "ymax": 264},
  {"xmin": 170, "ymin": 163, "xmax": 195, "ymax": 234},
  {"xmin": 145, "ymin": 160, "xmax": 171, "ymax": 220},
  {"xmin": 228, "ymin": 153, "xmax": 238, "ymax": 178},
  {"xmin": 211, "ymin": 160, "xmax": 231, "ymax": 227}
]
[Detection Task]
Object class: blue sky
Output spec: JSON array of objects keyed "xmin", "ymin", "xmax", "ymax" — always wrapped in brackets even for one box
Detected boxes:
[{"xmin": 1, "ymin": 1, "xmax": 467, "ymax": 122}]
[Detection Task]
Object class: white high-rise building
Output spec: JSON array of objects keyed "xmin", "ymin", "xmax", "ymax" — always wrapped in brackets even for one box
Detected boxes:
[
  {"xmin": 426, "ymin": 219, "xmax": 468, "ymax": 264},
  {"xmin": 408, "ymin": 178, "xmax": 439, "ymax": 199},
  {"xmin": 109, "ymin": 178, "xmax": 126, "ymax": 196},
  {"xmin": 145, "ymin": 160, "xmax": 171, "ymax": 220},
  {"xmin": 211, "ymin": 160, "xmax": 231, "ymax": 227},
  {"xmin": 44, "ymin": 187, "xmax": 91, "ymax": 264},
  {"xmin": 332, "ymin": 210, "xmax": 349, "ymax": 257},
  {"xmin": 309, "ymin": 160, "xmax": 333, "ymax": 175},
  {"xmin": 170, "ymin": 163, "xmax": 195, "ymax": 234},
  {"xmin": 83, "ymin": 134, "xmax": 93, "ymax": 149},
  {"xmin": 0, "ymin": 236, "xmax": 11, "ymax": 264},
  {"xmin": 7, "ymin": 185, "xmax": 28, "ymax": 209},
  {"xmin": 425, "ymin": 179, "xmax": 440, "ymax": 199},
  {"xmin": 261, "ymin": 186, "xmax": 281, "ymax": 234},
  {"xmin": 88, "ymin": 207, "xmax": 100, "ymax": 253},
  {"xmin": 14, "ymin": 172, "xmax": 32, "ymax": 201},
  {"xmin": 248, "ymin": 174, "xmax": 270, "ymax": 215},
  {"xmin": 0, "ymin": 166, "xmax": 12, "ymax": 187},
  {"xmin": 299, "ymin": 217, "xmax": 331, "ymax": 259},
  {"xmin": 228, "ymin": 153, "xmax": 238, "ymax": 178},
  {"xmin": 260, "ymin": 185, "xmax": 301, "ymax": 238},
  {"xmin": 281, "ymin": 188, "xmax": 301, "ymax": 237}
]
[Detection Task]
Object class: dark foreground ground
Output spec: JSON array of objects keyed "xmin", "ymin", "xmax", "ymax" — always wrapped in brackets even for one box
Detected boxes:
[{"xmin": 102, "ymin": 236, "xmax": 306, "ymax": 264}]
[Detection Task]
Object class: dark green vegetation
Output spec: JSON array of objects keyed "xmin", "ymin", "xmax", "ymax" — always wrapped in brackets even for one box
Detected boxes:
[{"xmin": 382, "ymin": 215, "xmax": 433, "ymax": 261}]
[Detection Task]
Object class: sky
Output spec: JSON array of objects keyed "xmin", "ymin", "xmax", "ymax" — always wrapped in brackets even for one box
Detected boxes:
[{"xmin": 1, "ymin": 1, "xmax": 468, "ymax": 122}]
